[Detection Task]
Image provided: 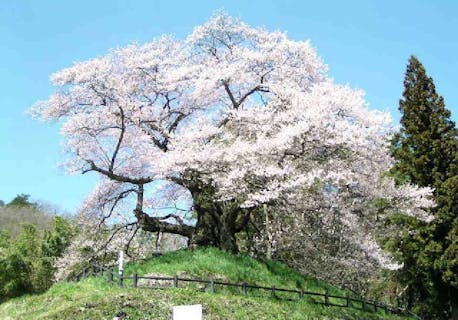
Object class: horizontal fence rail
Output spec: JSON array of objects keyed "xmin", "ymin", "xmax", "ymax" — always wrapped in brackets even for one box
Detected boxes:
[{"xmin": 71, "ymin": 263, "xmax": 420, "ymax": 319}]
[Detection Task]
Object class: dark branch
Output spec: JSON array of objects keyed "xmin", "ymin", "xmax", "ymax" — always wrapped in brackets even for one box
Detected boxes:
[
  {"xmin": 134, "ymin": 184, "xmax": 194, "ymax": 238},
  {"xmin": 125, "ymin": 224, "xmax": 140, "ymax": 258},
  {"xmin": 168, "ymin": 112, "xmax": 187, "ymax": 134},
  {"xmin": 156, "ymin": 213, "xmax": 185, "ymax": 224},
  {"xmin": 99, "ymin": 222, "xmax": 137, "ymax": 255},
  {"xmin": 97, "ymin": 188, "xmax": 136, "ymax": 229},
  {"xmin": 222, "ymin": 80, "xmax": 239, "ymax": 109},
  {"xmin": 82, "ymin": 160, "xmax": 154, "ymax": 185},
  {"xmin": 139, "ymin": 121, "xmax": 170, "ymax": 151},
  {"xmin": 134, "ymin": 209, "xmax": 195, "ymax": 238},
  {"xmin": 109, "ymin": 106, "xmax": 126, "ymax": 172},
  {"xmin": 238, "ymin": 85, "xmax": 269, "ymax": 107},
  {"xmin": 223, "ymin": 80, "xmax": 269, "ymax": 110}
]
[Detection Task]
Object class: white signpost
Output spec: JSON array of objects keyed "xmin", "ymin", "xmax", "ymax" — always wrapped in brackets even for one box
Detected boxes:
[
  {"xmin": 172, "ymin": 304, "xmax": 203, "ymax": 320},
  {"xmin": 118, "ymin": 251, "xmax": 124, "ymax": 276}
]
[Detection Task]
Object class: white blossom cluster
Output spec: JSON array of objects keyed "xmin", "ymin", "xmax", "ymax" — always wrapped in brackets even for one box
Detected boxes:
[{"xmin": 32, "ymin": 12, "xmax": 433, "ymax": 270}]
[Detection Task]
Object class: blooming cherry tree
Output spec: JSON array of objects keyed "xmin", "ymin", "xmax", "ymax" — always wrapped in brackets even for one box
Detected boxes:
[{"xmin": 32, "ymin": 13, "xmax": 432, "ymax": 257}]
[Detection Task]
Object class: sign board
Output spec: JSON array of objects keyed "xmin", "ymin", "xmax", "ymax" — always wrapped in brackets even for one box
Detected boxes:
[{"xmin": 172, "ymin": 304, "xmax": 203, "ymax": 320}]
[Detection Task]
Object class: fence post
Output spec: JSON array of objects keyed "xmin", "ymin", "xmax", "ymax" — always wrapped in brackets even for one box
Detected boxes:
[
  {"xmin": 324, "ymin": 290, "xmax": 329, "ymax": 306},
  {"xmin": 133, "ymin": 273, "xmax": 138, "ymax": 288},
  {"xmin": 374, "ymin": 301, "xmax": 377, "ymax": 312},
  {"xmin": 300, "ymin": 289, "xmax": 304, "ymax": 300},
  {"xmin": 210, "ymin": 280, "xmax": 214, "ymax": 293},
  {"xmin": 118, "ymin": 269, "xmax": 124, "ymax": 287},
  {"xmin": 173, "ymin": 274, "xmax": 178, "ymax": 288},
  {"xmin": 82, "ymin": 267, "xmax": 86, "ymax": 279},
  {"xmin": 346, "ymin": 293, "xmax": 350, "ymax": 307},
  {"xmin": 271, "ymin": 286, "xmax": 276, "ymax": 298},
  {"xmin": 361, "ymin": 297, "xmax": 366, "ymax": 311},
  {"xmin": 242, "ymin": 282, "xmax": 247, "ymax": 295},
  {"xmin": 109, "ymin": 271, "xmax": 114, "ymax": 283}
]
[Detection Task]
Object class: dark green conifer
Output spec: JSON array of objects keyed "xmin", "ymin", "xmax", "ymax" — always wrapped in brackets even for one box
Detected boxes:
[{"xmin": 391, "ymin": 56, "xmax": 458, "ymax": 319}]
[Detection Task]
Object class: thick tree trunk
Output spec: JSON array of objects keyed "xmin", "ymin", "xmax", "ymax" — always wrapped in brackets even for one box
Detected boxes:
[
  {"xmin": 218, "ymin": 209, "xmax": 240, "ymax": 253},
  {"xmin": 189, "ymin": 204, "xmax": 220, "ymax": 248},
  {"xmin": 134, "ymin": 178, "xmax": 251, "ymax": 254},
  {"xmin": 187, "ymin": 178, "xmax": 250, "ymax": 253},
  {"xmin": 189, "ymin": 195, "xmax": 241, "ymax": 253}
]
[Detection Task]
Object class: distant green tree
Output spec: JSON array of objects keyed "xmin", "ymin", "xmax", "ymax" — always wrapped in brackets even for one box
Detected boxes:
[
  {"xmin": 14, "ymin": 224, "xmax": 55, "ymax": 293},
  {"xmin": 0, "ymin": 251, "xmax": 31, "ymax": 301},
  {"xmin": 42, "ymin": 216, "xmax": 77, "ymax": 259},
  {"xmin": 390, "ymin": 56, "xmax": 458, "ymax": 319},
  {"xmin": 0, "ymin": 217, "xmax": 76, "ymax": 301},
  {"xmin": 6, "ymin": 194, "xmax": 36, "ymax": 208},
  {"xmin": 0, "ymin": 227, "xmax": 35, "ymax": 301}
]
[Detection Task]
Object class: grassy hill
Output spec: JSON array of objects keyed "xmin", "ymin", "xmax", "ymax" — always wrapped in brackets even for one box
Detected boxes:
[{"xmin": 0, "ymin": 248, "xmax": 413, "ymax": 320}]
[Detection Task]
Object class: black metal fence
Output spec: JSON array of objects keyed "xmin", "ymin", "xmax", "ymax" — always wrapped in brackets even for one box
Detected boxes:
[{"xmin": 72, "ymin": 263, "xmax": 420, "ymax": 319}]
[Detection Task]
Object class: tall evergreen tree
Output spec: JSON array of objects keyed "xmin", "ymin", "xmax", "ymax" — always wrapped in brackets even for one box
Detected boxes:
[{"xmin": 391, "ymin": 55, "xmax": 458, "ymax": 319}]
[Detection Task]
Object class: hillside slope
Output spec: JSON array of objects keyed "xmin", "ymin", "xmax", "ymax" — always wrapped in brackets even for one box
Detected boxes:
[{"xmin": 0, "ymin": 248, "xmax": 413, "ymax": 320}]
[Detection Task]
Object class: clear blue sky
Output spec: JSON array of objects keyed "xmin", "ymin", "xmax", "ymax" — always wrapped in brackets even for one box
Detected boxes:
[{"xmin": 1, "ymin": 0, "xmax": 457, "ymax": 213}]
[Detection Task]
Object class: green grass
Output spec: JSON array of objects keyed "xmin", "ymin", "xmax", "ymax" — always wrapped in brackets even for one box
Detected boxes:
[
  {"xmin": 0, "ymin": 248, "xmax": 413, "ymax": 320},
  {"xmin": 124, "ymin": 248, "xmax": 340, "ymax": 294}
]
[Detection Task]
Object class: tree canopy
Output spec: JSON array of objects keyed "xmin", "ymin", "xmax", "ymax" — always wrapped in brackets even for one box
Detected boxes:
[{"xmin": 32, "ymin": 12, "xmax": 432, "ymax": 272}]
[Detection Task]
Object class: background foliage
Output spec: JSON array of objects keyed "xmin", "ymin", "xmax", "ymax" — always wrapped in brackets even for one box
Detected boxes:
[{"xmin": 0, "ymin": 196, "xmax": 76, "ymax": 301}]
